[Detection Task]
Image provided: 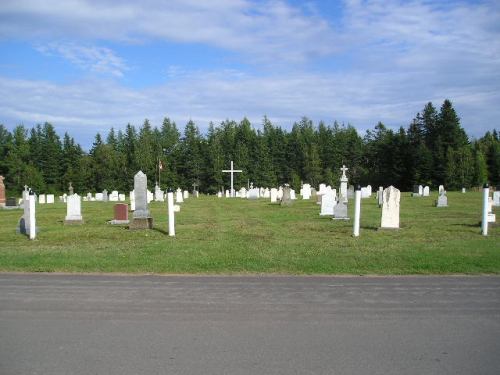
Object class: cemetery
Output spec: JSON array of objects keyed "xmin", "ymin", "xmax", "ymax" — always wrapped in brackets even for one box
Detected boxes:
[{"xmin": 0, "ymin": 174, "xmax": 498, "ymax": 274}]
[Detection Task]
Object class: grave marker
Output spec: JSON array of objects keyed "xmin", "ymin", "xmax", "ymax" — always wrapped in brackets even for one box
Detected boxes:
[
  {"xmin": 129, "ymin": 171, "xmax": 153, "ymax": 230},
  {"xmin": 380, "ymin": 186, "xmax": 400, "ymax": 229}
]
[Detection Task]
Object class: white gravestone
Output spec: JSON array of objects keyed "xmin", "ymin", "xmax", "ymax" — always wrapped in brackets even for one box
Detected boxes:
[
  {"xmin": 439, "ymin": 185, "xmax": 445, "ymax": 194},
  {"xmin": 380, "ymin": 186, "xmax": 400, "ymax": 229},
  {"xmin": 263, "ymin": 188, "xmax": 270, "ymax": 198},
  {"xmin": 493, "ymin": 191, "xmax": 500, "ymax": 207},
  {"xmin": 270, "ymin": 188, "xmax": 278, "ymax": 203},
  {"xmin": 119, "ymin": 194, "xmax": 125, "ymax": 201},
  {"xmin": 217, "ymin": 191, "xmax": 222, "ymax": 198},
  {"xmin": 377, "ymin": 186, "xmax": 384, "ymax": 207},
  {"xmin": 109, "ymin": 191, "xmax": 119, "ymax": 202},
  {"xmin": 130, "ymin": 191, "xmax": 135, "ymax": 211},
  {"xmin": 423, "ymin": 186, "xmax": 430, "ymax": 197},
  {"xmin": 183, "ymin": 190, "xmax": 189, "ymax": 199},
  {"xmin": 277, "ymin": 187, "xmax": 283, "ymax": 200},
  {"xmin": 361, "ymin": 187, "xmax": 370, "ymax": 198},
  {"xmin": 155, "ymin": 185, "xmax": 164, "ymax": 202},
  {"xmin": 95, "ymin": 193, "xmax": 103, "ymax": 201},
  {"xmin": 176, "ymin": 188, "xmax": 184, "ymax": 203},
  {"xmin": 39, "ymin": 194, "xmax": 46, "ymax": 204},
  {"xmin": 248, "ymin": 188, "xmax": 260, "ymax": 200},
  {"xmin": 65, "ymin": 194, "xmax": 83, "ymax": 224},
  {"xmin": 46, "ymin": 194, "xmax": 55, "ymax": 204},
  {"xmin": 418, "ymin": 185, "xmax": 423, "ymax": 196},
  {"xmin": 290, "ymin": 189, "xmax": 296, "ymax": 200},
  {"xmin": 320, "ymin": 189, "xmax": 336, "ymax": 216},
  {"xmin": 225, "ymin": 190, "xmax": 230, "ymax": 198},
  {"xmin": 302, "ymin": 184, "xmax": 311, "ymax": 200}
]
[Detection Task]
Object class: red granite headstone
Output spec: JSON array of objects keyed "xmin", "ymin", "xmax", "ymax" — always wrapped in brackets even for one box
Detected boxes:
[
  {"xmin": 0, "ymin": 175, "xmax": 5, "ymax": 206},
  {"xmin": 114, "ymin": 203, "xmax": 128, "ymax": 221}
]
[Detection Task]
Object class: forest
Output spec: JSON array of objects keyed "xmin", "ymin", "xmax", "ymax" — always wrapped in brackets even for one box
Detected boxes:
[{"xmin": 0, "ymin": 99, "xmax": 499, "ymax": 195}]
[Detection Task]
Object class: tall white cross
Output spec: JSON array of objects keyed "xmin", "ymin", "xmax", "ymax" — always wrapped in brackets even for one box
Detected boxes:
[{"xmin": 222, "ymin": 161, "xmax": 242, "ymax": 197}]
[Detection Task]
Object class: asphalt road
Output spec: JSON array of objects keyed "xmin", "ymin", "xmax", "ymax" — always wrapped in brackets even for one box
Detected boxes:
[{"xmin": 1, "ymin": 274, "xmax": 499, "ymax": 375}]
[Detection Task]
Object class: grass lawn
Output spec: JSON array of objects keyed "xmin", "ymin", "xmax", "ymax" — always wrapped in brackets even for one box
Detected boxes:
[{"xmin": 0, "ymin": 191, "xmax": 498, "ymax": 274}]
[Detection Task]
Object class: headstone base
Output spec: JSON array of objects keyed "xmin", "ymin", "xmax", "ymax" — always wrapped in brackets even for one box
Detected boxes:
[
  {"xmin": 109, "ymin": 219, "xmax": 130, "ymax": 225},
  {"xmin": 332, "ymin": 217, "xmax": 350, "ymax": 220},
  {"xmin": 129, "ymin": 217, "xmax": 153, "ymax": 230},
  {"xmin": 2, "ymin": 205, "xmax": 20, "ymax": 210},
  {"xmin": 64, "ymin": 218, "xmax": 84, "ymax": 225},
  {"xmin": 378, "ymin": 227, "xmax": 400, "ymax": 231}
]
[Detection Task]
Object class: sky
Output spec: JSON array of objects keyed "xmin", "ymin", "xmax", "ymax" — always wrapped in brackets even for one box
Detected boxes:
[{"xmin": 0, "ymin": 0, "xmax": 499, "ymax": 149}]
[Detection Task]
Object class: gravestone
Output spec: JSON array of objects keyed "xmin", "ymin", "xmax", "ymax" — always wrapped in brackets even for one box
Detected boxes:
[
  {"xmin": 339, "ymin": 165, "xmax": 349, "ymax": 202},
  {"xmin": 439, "ymin": 185, "xmax": 445, "ymax": 194},
  {"xmin": 347, "ymin": 185, "xmax": 355, "ymax": 199},
  {"xmin": 39, "ymin": 194, "xmax": 46, "ymax": 204},
  {"xmin": 302, "ymin": 184, "xmax": 312, "ymax": 200},
  {"xmin": 62, "ymin": 193, "xmax": 67, "ymax": 203},
  {"xmin": 103, "ymin": 189, "xmax": 108, "ymax": 202},
  {"xmin": 46, "ymin": 194, "xmax": 55, "ymax": 204},
  {"xmin": 147, "ymin": 190, "xmax": 154, "ymax": 203},
  {"xmin": 109, "ymin": 190, "xmax": 119, "ymax": 202},
  {"xmin": 423, "ymin": 186, "xmax": 430, "ymax": 197},
  {"xmin": 380, "ymin": 186, "xmax": 400, "ymax": 229},
  {"xmin": 130, "ymin": 191, "xmax": 135, "ymax": 211},
  {"xmin": 176, "ymin": 188, "xmax": 184, "ymax": 203},
  {"xmin": 263, "ymin": 188, "xmax": 270, "ymax": 198},
  {"xmin": 95, "ymin": 193, "xmax": 103, "ymax": 201},
  {"xmin": 118, "ymin": 194, "xmax": 125, "ymax": 201},
  {"xmin": 419, "ymin": 185, "xmax": 423, "ymax": 196},
  {"xmin": 1, "ymin": 176, "xmax": 8, "ymax": 206},
  {"xmin": 280, "ymin": 185, "xmax": 292, "ymax": 206},
  {"xmin": 19, "ymin": 191, "xmax": 37, "ymax": 239},
  {"xmin": 412, "ymin": 185, "xmax": 420, "ymax": 197},
  {"xmin": 129, "ymin": 171, "xmax": 153, "ymax": 229},
  {"xmin": 270, "ymin": 188, "xmax": 278, "ymax": 203},
  {"xmin": 493, "ymin": 190, "xmax": 500, "ymax": 207},
  {"xmin": 462, "ymin": 187, "xmax": 466, "ymax": 193},
  {"xmin": 361, "ymin": 187, "xmax": 370, "ymax": 198},
  {"xmin": 65, "ymin": 193, "xmax": 83, "ymax": 224},
  {"xmin": 225, "ymin": 190, "xmax": 230, "ymax": 198},
  {"xmin": 110, "ymin": 203, "xmax": 129, "ymax": 225},
  {"xmin": 239, "ymin": 187, "xmax": 247, "ymax": 198},
  {"xmin": 217, "ymin": 191, "xmax": 222, "ymax": 198},
  {"xmin": 320, "ymin": 188, "xmax": 336, "ymax": 216},
  {"xmin": 377, "ymin": 186, "xmax": 384, "ymax": 207},
  {"xmin": 86, "ymin": 192, "xmax": 92, "ymax": 201},
  {"xmin": 68, "ymin": 182, "xmax": 74, "ymax": 195},
  {"xmin": 154, "ymin": 184, "xmax": 164, "ymax": 202},
  {"xmin": 290, "ymin": 189, "xmax": 296, "ymax": 200},
  {"xmin": 278, "ymin": 187, "xmax": 283, "ymax": 200},
  {"xmin": 248, "ymin": 188, "xmax": 260, "ymax": 200},
  {"xmin": 6, "ymin": 197, "xmax": 17, "ymax": 207},
  {"xmin": 333, "ymin": 199, "xmax": 349, "ymax": 220},
  {"xmin": 436, "ymin": 190, "xmax": 448, "ymax": 207},
  {"xmin": 183, "ymin": 190, "xmax": 189, "ymax": 199}
]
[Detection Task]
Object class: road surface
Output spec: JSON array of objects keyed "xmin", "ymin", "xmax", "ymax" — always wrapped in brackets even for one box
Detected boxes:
[{"xmin": 1, "ymin": 274, "xmax": 499, "ymax": 374}]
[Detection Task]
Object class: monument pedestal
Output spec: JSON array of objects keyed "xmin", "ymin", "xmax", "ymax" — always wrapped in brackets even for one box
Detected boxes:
[
  {"xmin": 129, "ymin": 217, "xmax": 153, "ymax": 230},
  {"xmin": 64, "ymin": 218, "xmax": 84, "ymax": 225}
]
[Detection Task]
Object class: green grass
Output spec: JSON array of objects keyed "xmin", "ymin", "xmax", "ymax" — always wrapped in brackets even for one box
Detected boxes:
[{"xmin": 0, "ymin": 192, "xmax": 498, "ymax": 274}]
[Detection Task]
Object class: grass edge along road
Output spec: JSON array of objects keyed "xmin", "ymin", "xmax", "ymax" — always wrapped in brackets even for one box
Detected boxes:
[{"xmin": 0, "ymin": 191, "xmax": 498, "ymax": 275}]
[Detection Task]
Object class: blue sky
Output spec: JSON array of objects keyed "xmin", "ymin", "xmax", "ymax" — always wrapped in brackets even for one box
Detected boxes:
[{"xmin": 1, "ymin": 0, "xmax": 499, "ymax": 149}]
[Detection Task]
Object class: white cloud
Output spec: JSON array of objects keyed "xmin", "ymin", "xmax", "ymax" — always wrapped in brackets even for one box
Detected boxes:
[
  {"xmin": 35, "ymin": 42, "xmax": 127, "ymax": 77},
  {"xmin": 0, "ymin": 0, "xmax": 337, "ymax": 64}
]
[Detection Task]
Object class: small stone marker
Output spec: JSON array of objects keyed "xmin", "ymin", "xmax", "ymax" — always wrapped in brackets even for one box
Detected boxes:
[
  {"xmin": 65, "ymin": 193, "xmax": 83, "ymax": 224},
  {"xmin": 439, "ymin": 185, "xmax": 445, "ymax": 194},
  {"xmin": 280, "ymin": 184, "xmax": 292, "ymax": 206},
  {"xmin": 46, "ymin": 194, "xmax": 55, "ymax": 204},
  {"xmin": 68, "ymin": 182, "xmax": 74, "ymax": 195},
  {"xmin": 129, "ymin": 171, "xmax": 153, "ymax": 230},
  {"xmin": 155, "ymin": 183, "xmax": 164, "ymax": 202},
  {"xmin": 6, "ymin": 197, "xmax": 17, "ymax": 207},
  {"xmin": 39, "ymin": 194, "xmax": 46, "ymax": 204},
  {"xmin": 290, "ymin": 189, "xmax": 296, "ymax": 200},
  {"xmin": 103, "ymin": 189, "xmax": 108, "ymax": 202},
  {"xmin": 462, "ymin": 187, "xmax": 466, "ymax": 193},
  {"xmin": 183, "ymin": 190, "xmax": 189, "ymax": 199},
  {"xmin": 225, "ymin": 190, "xmax": 230, "ymax": 198},
  {"xmin": 110, "ymin": 203, "xmax": 129, "ymax": 225},
  {"xmin": 217, "ymin": 191, "xmax": 222, "ymax": 198},
  {"xmin": 95, "ymin": 193, "xmax": 103, "ymax": 201},
  {"xmin": 423, "ymin": 186, "xmax": 430, "ymax": 197},
  {"xmin": 248, "ymin": 187, "xmax": 259, "ymax": 200},
  {"xmin": 412, "ymin": 185, "xmax": 421, "ymax": 197},
  {"xmin": 118, "ymin": 193, "xmax": 125, "ymax": 201},
  {"xmin": 380, "ymin": 186, "xmax": 400, "ymax": 229},
  {"xmin": 147, "ymin": 190, "xmax": 154, "ymax": 203}
]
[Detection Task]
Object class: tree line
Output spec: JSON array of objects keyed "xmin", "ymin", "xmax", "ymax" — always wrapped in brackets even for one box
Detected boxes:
[{"xmin": 0, "ymin": 99, "xmax": 498, "ymax": 195}]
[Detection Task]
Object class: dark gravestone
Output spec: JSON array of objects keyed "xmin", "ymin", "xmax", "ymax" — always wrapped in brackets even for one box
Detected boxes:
[
  {"xmin": 110, "ymin": 203, "xmax": 129, "ymax": 225},
  {"xmin": 6, "ymin": 197, "xmax": 17, "ymax": 207},
  {"xmin": 280, "ymin": 185, "xmax": 292, "ymax": 206}
]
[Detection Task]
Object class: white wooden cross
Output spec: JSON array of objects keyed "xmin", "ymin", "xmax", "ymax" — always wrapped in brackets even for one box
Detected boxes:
[{"xmin": 222, "ymin": 161, "xmax": 242, "ymax": 198}]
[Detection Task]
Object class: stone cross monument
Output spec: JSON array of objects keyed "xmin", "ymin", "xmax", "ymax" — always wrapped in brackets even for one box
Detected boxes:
[{"xmin": 222, "ymin": 161, "xmax": 242, "ymax": 198}]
